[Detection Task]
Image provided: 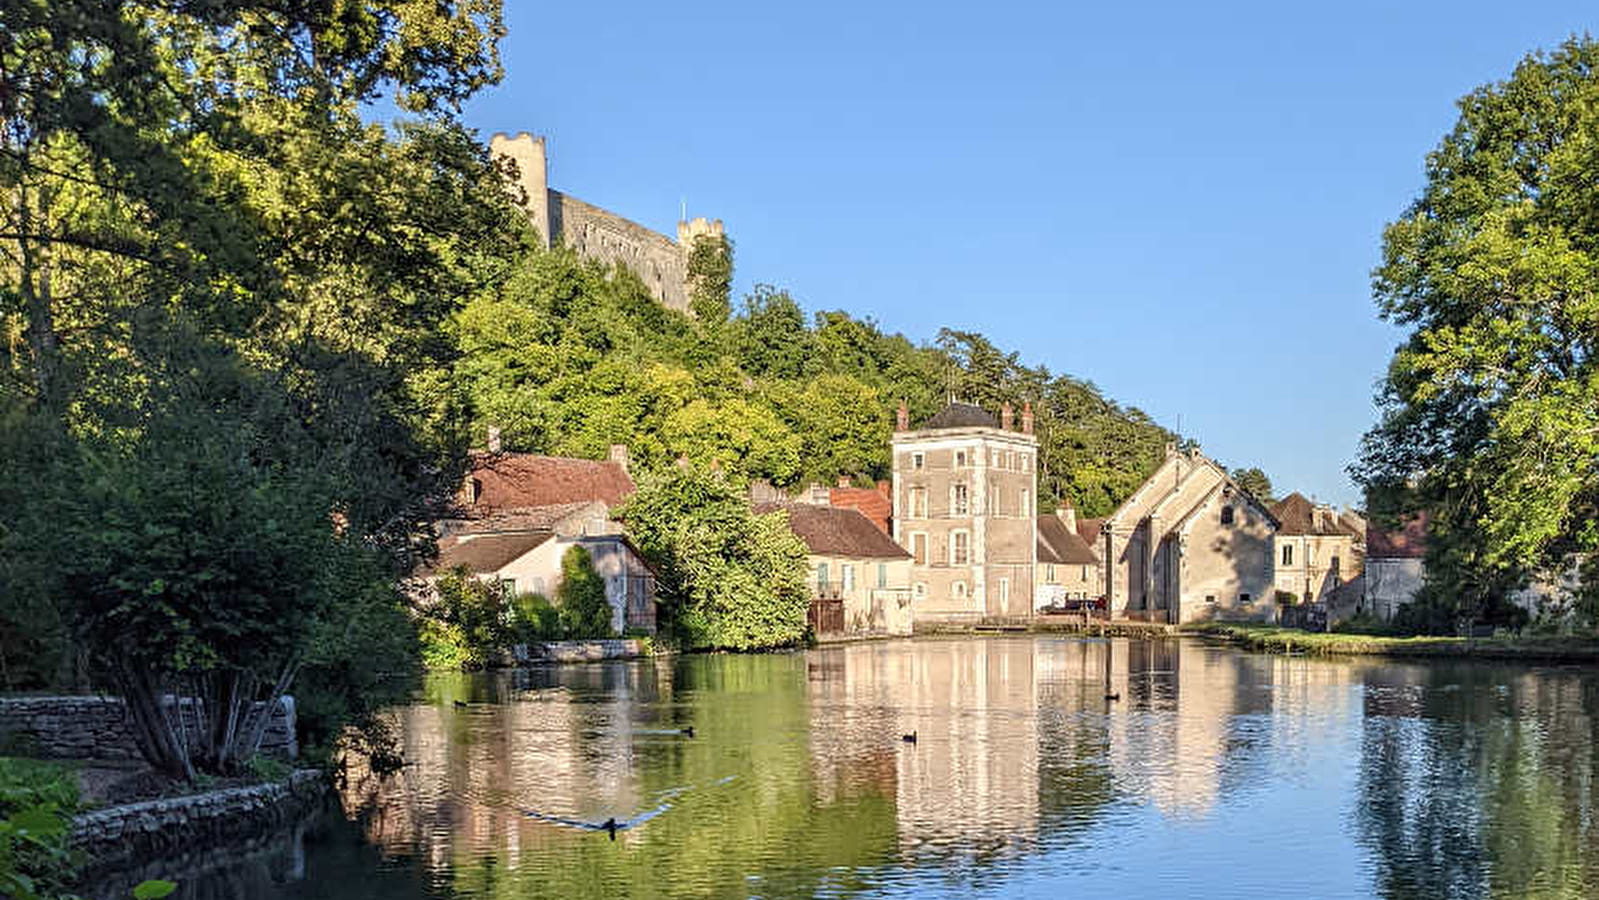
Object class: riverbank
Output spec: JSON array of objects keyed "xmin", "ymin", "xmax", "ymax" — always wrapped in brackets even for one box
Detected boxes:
[{"xmin": 1190, "ymin": 622, "xmax": 1599, "ymax": 661}]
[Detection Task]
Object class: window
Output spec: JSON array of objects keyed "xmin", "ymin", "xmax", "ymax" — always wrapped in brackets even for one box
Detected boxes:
[
  {"xmin": 816, "ymin": 563, "xmax": 830, "ymax": 589},
  {"xmin": 951, "ymin": 531, "xmax": 970, "ymax": 565},
  {"xmin": 1205, "ymin": 594, "xmax": 1217, "ymax": 604},
  {"xmin": 910, "ymin": 532, "xmax": 928, "ymax": 565},
  {"xmin": 1308, "ymin": 546, "xmax": 1316, "ymax": 566},
  {"xmin": 999, "ymin": 578, "xmax": 1010, "ymax": 603},
  {"xmin": 1220, "ymin": 506, "xmax": 1235, "ymax": 525},
  {"xmin": 1282, "ymin": 544, "xmax": 1294, "ymax": 566},
  {"xmin": 877, "ymin": 563, "xmax": 888, "ymax": 589},
  {"xmin": 499, "ymin": 578, "xmax": 518, "ymax": 596},
  {"xmin": 1331, "ymin": 555, "xmax": 1341, "ymax": 576},
  {"xmin": 952, "ymin": 581, "xmax": 969, "ymax": 600},
  {"xmin": 912, "ymin": 451, "xmax": 925, "ymax": 470},
  {"xmin": 1046, "ymin": 564, "xmax": 1057, "ymax": 583},
  {"xmin": 1020, "ymin": 489, "xmax": 1031, "ymax": 518},
  {"xmin": 1081, "ymin": 565, "xmax": 1089, "ymax": 582},
  {"xmin": 952, "ymin": 483, "xmax": 970, "ymax": 516},
  {"xmin": 1239, "ymin": 593, "xmax": 1253, "ymax": 604},
  {"xmin": 1006, "ymin": 451, "xmax": 1014, "ymax": 470},
  {"xmin": 913, "ymin": 582, "xmax": 927, "ymax": 599},
  {"xmin": 909, "ymin": 487, "xmax": 928, "ymax": 518},
  {"xmin": 991, "ymin": 449, "xmax": 1000, "ymax": 466},
  {"xmin": 955, "ymin": 450, "xmax": 968, "ymax": 468},
  {"xmin": 842, "ymin": 564, "xmax": 855, "ymax": 593}
]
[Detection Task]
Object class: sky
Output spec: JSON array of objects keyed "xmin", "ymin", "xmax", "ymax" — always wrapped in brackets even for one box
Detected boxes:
[{"xmin": 459, "ymin": 0, "xmax": 1595, "ymax": 508}]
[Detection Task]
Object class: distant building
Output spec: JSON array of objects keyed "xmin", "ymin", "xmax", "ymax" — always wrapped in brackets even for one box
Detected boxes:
[
  {"xmin": 759, "ymin": 502, "xmax": 914, "ymax": 636},
  {"xmin": 891, "ymin": 400, "xmax": 1038, "ymax": 621},
  {"xmin": 1100, "ymin": 446, "xmax": 1278, "ymax": 623},
  {"xmin": 1365, "ymin": 514, "xmax": 1428, "ymax": 620},
  {"xmin": 1035, "ymin": 503, "xmax": 1101, "ymax": 607},
  {"xmin": 828, "ymin": 478, "xmax": 893, "ymax": 534},
  {"xmin": 1269, "ymin": 493, "xmax": 1364, "ymax": 604}
]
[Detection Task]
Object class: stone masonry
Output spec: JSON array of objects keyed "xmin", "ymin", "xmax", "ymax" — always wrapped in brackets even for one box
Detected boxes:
[{"xmin": 0, "ymin": 695, "xmax": 297, "ymax": 761}]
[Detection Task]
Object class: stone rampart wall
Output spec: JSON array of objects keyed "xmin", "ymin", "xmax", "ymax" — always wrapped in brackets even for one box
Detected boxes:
[
  {"xmin": 0, "ymin": 695, "xmax": 296, "ymax": 761},
  {"xmin": 550, "ymin": 190, "xmax": 690, "ymax": 312}
]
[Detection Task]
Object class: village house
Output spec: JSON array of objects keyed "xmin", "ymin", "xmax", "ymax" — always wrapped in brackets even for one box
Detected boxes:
[
  {"xmin": 1099, "ymin": 446, "xmax": 1278, "ymax": 623},
  {"xmin": 758, "ymin": 502, "xmax": 914, "ymax": 636},
  {"xmin": 1035, "ymin": 502, "xmax": 1102, "ymax": 608},
  {"xmin": 1364, "ymin": 513, "xmax": 1428, "ymax": 621},
  {"xmin": 891, "ymin": 400, "xmax": 1038, "ymax": 621},
  {"xmin": 1269, "ymin": 492, "xmax": 1364, "ymax": 604}
]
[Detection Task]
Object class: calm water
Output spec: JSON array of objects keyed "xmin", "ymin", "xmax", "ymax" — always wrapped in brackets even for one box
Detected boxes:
[{"xmin": 95, "ymin": 637, "xmax": 1599, "ymax": 899}]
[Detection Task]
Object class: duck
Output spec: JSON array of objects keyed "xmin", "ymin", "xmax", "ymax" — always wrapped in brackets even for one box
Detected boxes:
[
  {"xmin": 680, "ymin": 726, "xmax": 695, "ymax": 738},
  {"xmin": 901, "ymin": 731, "xmax": 917, "ymax": 744},
  {"xmin": 452, "ymin": 700, "xmax": 469, "ymax": 709},
  {"xmin": 1104, "ymin": 692, "xmax": 1121, "ymax": 702}
]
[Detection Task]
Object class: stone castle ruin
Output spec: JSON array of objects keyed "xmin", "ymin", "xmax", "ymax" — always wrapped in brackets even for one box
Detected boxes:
[{"xmin": 490, "ymin": 132, "xmax": 724, "ymax": 314}]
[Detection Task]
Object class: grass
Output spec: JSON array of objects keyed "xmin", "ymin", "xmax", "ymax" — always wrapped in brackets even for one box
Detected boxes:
[{"xmin": 1186, "ymin": 622, "xmax": 1599, "ymax": 661}]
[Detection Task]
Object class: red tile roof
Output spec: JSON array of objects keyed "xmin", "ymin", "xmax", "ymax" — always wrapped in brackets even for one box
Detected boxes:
[
  {"xmin": 829, "ymin": 485, "xmax": 891, "ymax": 533},
  {"xmin": 465, "ymin": 452, "xmax": 634, "ymax": 514},
  {"xmin": 1367, "ymin": 513, "xmax": 1429, "ymax": 559},
  {"xmin": 1037, "ymin": 515, "xmax": 1100, "ymax": 565},
  {"xmin": 755, "ymin": 503, "xmax": 910, "ymax": 560}
]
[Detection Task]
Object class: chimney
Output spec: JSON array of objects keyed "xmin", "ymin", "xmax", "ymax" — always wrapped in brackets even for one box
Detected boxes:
[
  {"xmin": 608, "ymin": 444, "xmax": 630, "ymax": 474},
  {"xmin": 486, "ymin": 425, "xmax": 502, "ymax": 454},
  {"xmin": 896, "ymin": 400, "xmax": 910, "ymax": 431},
  {"xmin": 837, "ymin": 476, "xmax": 852, "ymax": 489},
  {"xmin": 1165, "ymin": 441, "xmax": 1177, "ymax": 458},
  {"xmin": 1055, "ymin": 500, "xmax": 1077, "ymax": 533},
  {"xmin": 1022, "ymin": 401, "xmax": 1034, "ymax": 435},
  {"xmin": 1001, "ymin": 402, "xmax": 1014, "ymax": 431}
]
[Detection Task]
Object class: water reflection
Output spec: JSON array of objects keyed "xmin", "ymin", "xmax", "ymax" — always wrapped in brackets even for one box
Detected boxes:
[{"xmin": 92, "ymin": 638, "xmax": 1599, "ymax": 899}]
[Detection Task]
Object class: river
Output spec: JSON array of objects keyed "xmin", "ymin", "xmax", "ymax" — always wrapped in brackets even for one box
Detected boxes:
[{"xmin": 93, "ymin": 636, "xmax": 1599, "ymax": 898}]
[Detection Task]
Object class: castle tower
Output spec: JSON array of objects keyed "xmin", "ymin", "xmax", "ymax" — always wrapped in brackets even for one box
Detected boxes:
[
  {"xmin": 489, "ymin": 132, "xmax": 552, "ymax": 248},
  {"xmin": 892, "ymin": 402, "xmax": 1039, "ymax": 621}
]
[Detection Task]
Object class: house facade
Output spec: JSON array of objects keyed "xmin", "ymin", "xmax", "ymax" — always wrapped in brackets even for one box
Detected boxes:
[
  {"xmin": 1365, "ymin": 514, "xmax": 1427, "ymax": 621},
  {"xmin": 760, "ymin": 502, "xmax": 914, "ymax": 636},
  {"xmin": 1035, "ymin": 504, "xmax": 1101, "ymax": 608},
  {"xmin": 891, "ymin": 401, "xmax": 1039, "ymax": 621},
  {"xmin": 1269, "ymin": 493, "xmax": 1364, "ymax": 604},
  {"xmin": 1100, "ymin": 447, "xmax": 1278, "ymax": 623}
]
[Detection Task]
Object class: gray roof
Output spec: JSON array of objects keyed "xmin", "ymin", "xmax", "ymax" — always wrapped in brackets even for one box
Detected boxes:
[
  {"xmin": 921, "ymin": 402, "xmax": 999, "ymax": 430},
  {"xmin": 422, "ymin": 531, "xmax": 554, "ymax": 575},
  {"xmin": 1037, "ymin": 515, "xmax": 1100, "ymax": 565}
]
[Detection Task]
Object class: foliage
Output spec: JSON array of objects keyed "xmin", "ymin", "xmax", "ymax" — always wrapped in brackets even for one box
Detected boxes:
[
  {"xmin": 422, "ymin": 570, "xmax": 517, "ymax": 669},
  {"xmin": 1231, "ymin": 468, "xmax": 1274, "ymax": 504},
  {"xmin": 686, "ymin": 234, "xmax": 734, "ymax": 324},
  {"xmin": 619, "ymin": 466, "xmax": 811, "ymax": 650},
  {"xmin": 555, "ymin": 546, "xmax": 615, "ymax": 639},
  {"xmin": 1355, "ymin": 38, "xmax": 1599, "ymax": 630},
  {"xmin": 0, "ymin": 758, "xmax": 78, "ymax": 900}
]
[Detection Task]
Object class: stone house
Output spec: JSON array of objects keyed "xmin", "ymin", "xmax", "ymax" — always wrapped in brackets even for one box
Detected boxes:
[
  {"xmin": 1365, "ymin": 514, "xmax": 1428, "ymax": 621},
  {"xmin": 1269, "ymin": 493, "xmax": 1364, "ymax": 604},
  {"xmin": 1100, "ymin": 447, "xmax": 1278, "ymax": 623},
  {"xmin": 1035, "ymin": 504, "xmax": 1102, "ymax": 607},
  {"xmin": 891, "ymin": 400, "xmax": 1039, "ymax": 621},
  {"xmin": 759, "ymin": 502, "xmax": 914, "ymax": 636},
  {"xmin": 421, "ymin": 530, "xmax": 657, "ymax": 634}
]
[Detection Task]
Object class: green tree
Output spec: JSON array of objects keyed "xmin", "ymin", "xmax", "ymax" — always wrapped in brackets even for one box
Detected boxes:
[
  {"xmin": 555, "ymin": 545, "xmax": 615, "ymax": 638},
  {"xmin": 1355, "ymin": 37, "xmax": 1599, "ymax": 629},
  {"xmin": 618, "ymin": 466, "xmax": 810, "ymax": 650},
  {"xmin": 1231, "ymin": 468, "xmax": 1274, "ymax": 504}
]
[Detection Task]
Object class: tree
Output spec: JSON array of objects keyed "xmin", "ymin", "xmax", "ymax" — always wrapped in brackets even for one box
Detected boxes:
[
  {"xmin": 1355, "ymin": 37, "xmax": 1599, "ymax": 628},
  {"xmin": 618, "ymin": 466, "xmax": 810, "ymax": 650},
  {"xmin": 1231, "ymin": 468, "xmax": 1274, "ymax": 504},
  {"xmin": 555, "ymin": 545, "xmax": 615, "ymax": 638}
]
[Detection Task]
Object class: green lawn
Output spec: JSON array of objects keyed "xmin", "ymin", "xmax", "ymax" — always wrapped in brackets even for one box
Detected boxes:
[{"xmin": 1185, "ymin": 622, "xmax": 1599, "ymax": 661}]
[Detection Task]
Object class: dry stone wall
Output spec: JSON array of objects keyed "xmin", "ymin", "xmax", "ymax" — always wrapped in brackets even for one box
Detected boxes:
[{"xmin": 0, "ymin": 695, "xmax": 296, "ymax": 761}]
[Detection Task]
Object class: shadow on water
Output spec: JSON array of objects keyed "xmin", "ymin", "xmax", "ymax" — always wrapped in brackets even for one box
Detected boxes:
[{"xmin": 86, "ymin": 640, "xmax": 1599, "ymax": 899}]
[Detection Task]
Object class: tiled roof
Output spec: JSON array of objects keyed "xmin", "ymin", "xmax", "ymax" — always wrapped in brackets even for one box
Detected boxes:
[
  {"xmin": 1037, "ymin": 515, "xmax": 1100, "ymax": 565},
  {"xmin": 1271, "ymin": 493, "xmax": 1358, "ymax": 536},
  {"xmin": 829, "ymin": 485, "xmax": 892, "ymax": 533},
  {"xmin": 466, "ymin": 452, "xmax": 634, "ymax": 513},
  {"xmin": 441, "ymin": 501, "xmax": 601, "ymax": 536},
  {"xmin": 1076, "ymin": 517, "xmax": 1105, "ymax": 547},
  {"xmin": 921, "ymin": 402, "xmax": 999, "ymax": 430},
  {"xmin": 755, "ymin": 503, "xmax": 911, "ymax": 559},
  {"xmin": 423, "ymin": 531, "xmax": 554, "ymax": 575},
  {"xmin": 1367, "ymin": 513, "xmax": 1429, "ymax": 559}
]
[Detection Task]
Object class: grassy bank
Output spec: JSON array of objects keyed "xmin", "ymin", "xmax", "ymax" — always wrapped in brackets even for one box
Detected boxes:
[{"xmin": 1188, "ymin": 623, "xmax": 1599, "ymax": 662}]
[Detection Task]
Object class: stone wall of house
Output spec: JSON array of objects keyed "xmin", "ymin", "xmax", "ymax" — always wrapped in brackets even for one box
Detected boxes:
[
  {"xmin": 72, "ymin": 770, "xmax": 325, "ymax": 872},
  {"xmin": 0, "ymin": 695, "xmax": 296, "ymax": 761}
]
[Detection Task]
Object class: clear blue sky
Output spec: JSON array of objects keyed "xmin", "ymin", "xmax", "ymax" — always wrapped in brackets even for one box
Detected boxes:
[{"xmin": 460, "ymin": 0, "xmax": 1594, "ymax": 508}]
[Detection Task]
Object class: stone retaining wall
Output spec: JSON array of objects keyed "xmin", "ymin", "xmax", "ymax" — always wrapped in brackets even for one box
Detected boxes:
[
  {"xmin": 514, "ymin": 639, "xmax": 648, "ymax": 663},
  {"xmin": 72, "ymin": 770, "xmax": 326, "ymax": 872},
  {"xmin": 0, "ymin": 695, "xmax": 296, "ymax": 761}
]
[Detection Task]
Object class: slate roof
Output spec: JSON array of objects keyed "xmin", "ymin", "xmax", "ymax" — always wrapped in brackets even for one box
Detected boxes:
[
  {"xmin": 829, "ymin": 484, "xmax": 892, "ymax": 533},
  {"xmin": 1367, "ymin": 513, "xmax": 1429, "ymax": 559},
  {"xmin": 921, "ymin": 402, "xmax": 999, "ymax": 430},
  {"xmin": 1271, "ymin": 493, "xmax": 1359, "ymax": 536},
  {"xmin": 755, "ymin": 503, "xmax": 911, "ymax": 559},
  {"xmin": 1076, "ymin": 517, "xmax": 1105, "ymax": 547},
  {"xmin": 423, "ymin": 531, "xmax": 554, "ymax": 575},
  {"xmin": 1037, "ymin": 515, "xmax": 1100, "ymax": 565},
  {"xmin": 466, "ymin": 452, "xmax": 635, "ymax": 513}
]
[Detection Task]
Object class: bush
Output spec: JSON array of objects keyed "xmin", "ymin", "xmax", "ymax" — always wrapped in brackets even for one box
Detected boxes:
[
  {"xmin": 510, "ymin": 593, "xmax": 562, "ymax": 642},
  {"xmin": 555, "ymin": 546, "xmax": 614, "ymax": 639},
  {"xmin": 0, "ymin": 758, "xmax": 79, "ymax": 900},
  {"xmin": 1332, "ymin": 612, "xmax": 1400, "ymax": 636}
]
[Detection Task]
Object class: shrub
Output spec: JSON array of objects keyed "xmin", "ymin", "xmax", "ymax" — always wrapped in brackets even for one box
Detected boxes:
[
  {"xmin": 555, "ymin": 546, "xmax": 614, "ymax": 639},
  {"xmin": 0, "ymin": 758, "xmax": 79, "ymax": 900}
]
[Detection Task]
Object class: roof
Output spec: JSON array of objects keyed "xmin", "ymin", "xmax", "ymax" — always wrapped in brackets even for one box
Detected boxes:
[
  {"xmin": 1037, "ymin": 515, "xmax": 1100, "ymax": 565},
  {"xmin": 466, "ymin": 452, "xmax": 634, "ymax": 513},
  {"xmin": 1367, "ymin": 512, "xmax": 1429, "ymax": 559},
  {"xmin": 1076, "ymin": 517, "xmax": 1105, "ymax": 547},
  {"xmin": 921, "ymin": 402, "xmax": 999, "ymax": 430},
  {"xmin": 755, "ymin": 503, "xmax": 911, "ymax": 560},
  {"xmin": 829, "ymin": 485, "xmax": 892, "ymax": 533},
  {"xmin": 1271, "ymin": 493, "xmax": 1359, "ymax": 536},
  {"xmin": 441, "ymin": 501, "xmax": 602, "ymax": 536},
  {"xmin": 423, "ymin": 531, "xmax": 554, "ymax": 575}
]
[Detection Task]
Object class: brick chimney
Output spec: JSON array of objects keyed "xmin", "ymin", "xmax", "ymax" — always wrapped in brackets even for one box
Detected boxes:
[
  {"xmin": 1001, "ymin": 402, "xmax": 1014, "ymax": 431},
  {"xmin": 608, "ymin": 444, "xmax": 630, "ymax": 474},
  {"xmin": 1022, "ymin": 401, "xmax": 1034, "ymax": 435},
  {"xmin": 486, "ymin": 425, "xmax": 502, "ymax": 453},
  {"xmin": 896, "ymin": 400, "xmax": 909, "ymax": 431}
]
